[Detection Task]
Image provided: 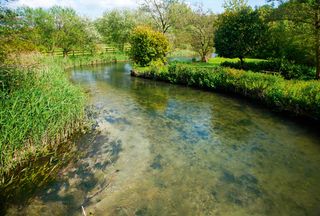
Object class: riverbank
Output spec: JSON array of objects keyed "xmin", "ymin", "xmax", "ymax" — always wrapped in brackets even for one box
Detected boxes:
[
  {"xmin": 131, "ymin": 63, "xmax": 320, "ymax": 120},
  {"xmin": 0, "ymin": 53, "xmax": 129, "ymax": 211}
]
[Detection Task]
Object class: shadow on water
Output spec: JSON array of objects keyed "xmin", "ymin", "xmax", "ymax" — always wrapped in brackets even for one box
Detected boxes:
[{"xmin": 6, "ymin": 63, "xmax": 320, "ymax": 215}]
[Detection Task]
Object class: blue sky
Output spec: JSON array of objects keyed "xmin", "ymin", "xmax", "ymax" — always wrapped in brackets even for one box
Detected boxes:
[{"xmin": 10, "ymin": 0, "xmax": 269, "ymax": 19}]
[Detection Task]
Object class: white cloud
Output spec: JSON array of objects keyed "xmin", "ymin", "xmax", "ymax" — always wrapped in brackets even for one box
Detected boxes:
[{"xmin": 9, "ymin": 0, "xmax": 139, "ymax": 18}]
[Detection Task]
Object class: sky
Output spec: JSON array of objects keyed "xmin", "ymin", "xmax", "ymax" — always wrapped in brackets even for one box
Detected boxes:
[{"xmin": 9, "ymin": 0, "xmax": 269, "ymax": 19}]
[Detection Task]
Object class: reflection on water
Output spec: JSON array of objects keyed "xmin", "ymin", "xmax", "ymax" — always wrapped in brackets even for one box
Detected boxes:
[{"xmin": 7, "ymin": 63, "xmax": 320, "ymax": 215}]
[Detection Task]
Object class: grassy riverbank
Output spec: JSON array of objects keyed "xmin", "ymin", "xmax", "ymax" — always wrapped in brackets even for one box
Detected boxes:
[
  {"xmin": 132, "ymin": 63, "xmax": 320, "ymax": 120},
  {"xmin": 0, "ymin": 53, "xmax": 129, "ymax": 207}
]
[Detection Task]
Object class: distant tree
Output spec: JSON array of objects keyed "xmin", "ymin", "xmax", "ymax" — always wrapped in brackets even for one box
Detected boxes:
[
  {"xmin": 269, "ymin": 0, "xmax": 320, "ymax": 79},
  {"xmin": 140, "ymin": 0, "xmax": 181, "ymax": 33},
  {"xmin": 223, "ymin": 0, "xmax": 248, "ymax": 11},
  {"xmin": 129, "ymin": 26, "xmax": 169, "ymax": 66},
  {"xmin": 96, "ymin": 9, "xmax": 135, "ymax": 51},
  {"xmin": 81, "ymin": 18, "xmax": 101, "ymax": 53},
  {"xmin": 20, "ymin": 7, "xmax": 55, "ymax": 52},
  {"xmin": 0, "ymin": 4, "xmax": 35, "ymax": 63},
  {"xmin": 187, "ymin": 7, "xmax": 216, "ymax": 62},
  {"xmin": 49, "ymin": 7, "xmax": 87, "ymax": 57},
  {"xmin": 214, "ymin": 8, "xmax": 267, "ymax": 65}
]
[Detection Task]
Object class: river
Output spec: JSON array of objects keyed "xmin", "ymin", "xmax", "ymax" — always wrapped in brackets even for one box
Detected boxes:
[{"xmin": 6, "ymin": 63, "xmax": 320, "ymax": 215}]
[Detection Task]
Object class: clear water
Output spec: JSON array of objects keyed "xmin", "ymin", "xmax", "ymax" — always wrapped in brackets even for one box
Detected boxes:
[{"xmin": 7, "ymin": 63, "xmax": 320, "ymax": 215}]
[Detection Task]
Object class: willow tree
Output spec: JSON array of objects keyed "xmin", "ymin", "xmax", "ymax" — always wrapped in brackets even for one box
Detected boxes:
[{"xmin": 270, "ymin": 0, "xmax": 320, "ymax": 79}]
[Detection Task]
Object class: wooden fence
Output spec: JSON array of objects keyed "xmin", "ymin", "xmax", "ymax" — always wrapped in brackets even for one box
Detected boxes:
[{"xmin": 42, "ymin": 45, "xmax": 130, "ymax": 57}]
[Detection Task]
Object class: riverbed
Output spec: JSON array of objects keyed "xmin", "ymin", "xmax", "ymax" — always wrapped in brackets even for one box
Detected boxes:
[{"xmin": 6, "ymin": 63, "xmax": 320, "ymax": 215}]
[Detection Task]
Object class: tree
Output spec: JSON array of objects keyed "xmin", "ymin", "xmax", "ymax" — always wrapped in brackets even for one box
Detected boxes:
[
  {"xmin": 19, "ymin": 7, "xmax": 55, "ymax": 52},
  {"xmin": 223, "ymin": 0, "xmax": 249, "ymax": 12},
  {"xmin": 187, "ymin": 7, "xmax": 216, "ymax": 62},
  {"xmin": 129, "ymin": 26, "xmax": 169, "ymax": 66},
  {"xmin": 269, "ymin": 0, "xmax": 320, "ymax": 79},
  {"xmin": 214, "ymin": 7, "xmax": 267, "ymax": 65},
  {"xmin": 140, "ymin": 0, "xmax": 180, "ymax": 33},
  {"xmin": 0, "ymin": 2, "xmax": 35, "ymax": 62},
  {"xmin": 81, "ymin": 18, "xmax": 101, "ymax": 54},
  {"xmin": 49, "ymin": 6, "xmax": 87, "ymax": 57},
  {"xmin": 96, "ymin": 9, "xmax": 135, "ymax": 51}
]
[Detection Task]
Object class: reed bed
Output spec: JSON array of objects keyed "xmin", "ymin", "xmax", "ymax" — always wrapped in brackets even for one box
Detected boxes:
[
  {"xmin": 0, "ymin": 52, "xmax": 130, "ymax": 211},
  {"xmin": 0, "ymin": 57, "xmax": 88, "ymax": 208}
]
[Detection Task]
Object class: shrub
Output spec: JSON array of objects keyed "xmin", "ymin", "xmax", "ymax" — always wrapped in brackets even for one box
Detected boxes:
[
  {"xmin": 129, "ymin": 26, "xmax": 169, "ymax": 66},
  {"xmin": 221, "ymin": 59, "xmax": 315, "ymax": 80}
]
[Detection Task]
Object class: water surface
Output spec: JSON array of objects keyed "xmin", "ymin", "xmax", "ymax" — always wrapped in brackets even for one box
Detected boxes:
[{"xmin": 7, "ymin": 63, "xmax": 320, "ymax": 215}]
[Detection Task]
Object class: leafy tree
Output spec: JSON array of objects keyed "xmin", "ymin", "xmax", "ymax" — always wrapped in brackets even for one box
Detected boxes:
[
  {"xmin": 81, "ymin": 18, "xmax": 101, "ymax": 53},
  {"xmin": 0, "ymin": 2, "xmax": 35, "ymax": 62},
  {"xmin": 187, "ymin": 7, "xmax": 217, "ymax": 62},
  {"xmin": 269, "ymin": 0, "xmax": 320, "ymax": 79},
  {"xmin": 140, "ymin": 0, "xmax": 181, "ymax": 33},
  {"xmin": 49, "ymin": 6, "xmax": 87, "ymax": 57},
  {"xmin": 129, "ymin": 26, "xmax": 169, "ymax": 66},
  {"xmin": 214, "ymin": 7, "xmax": 267, "ymax": 65},
  {"xmin": 19, "ymin": 7, "xmax": 55, "ymax": 52},
  {"xmin": 96, "ymin": 9, "xmax": 135, "ymax": 51},
  {"xmin": 223, "ymin": 0, "xmax": 249, "ymax": 11}
]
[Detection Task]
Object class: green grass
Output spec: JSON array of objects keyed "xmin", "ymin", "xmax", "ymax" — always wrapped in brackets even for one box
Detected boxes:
[
  {"xmin": 168, "ymin": 49, "xmax": 198, "ymax": 57},
  {"xmin": 208, "ymin": 57, "xmax": 265, "ymax": 65},
  {"xmin": 0, "ymin": 52, "xmax": 130, "ymax": 207},
  {"xmin": 0, "ymin": 62, "xmax": 86, "ymax": 172},
  {"xmin": 132, "ymin": 63, "xmax": 320, "ymax": 120},
  {"xmin": 0, "ymin": 51, "xmax": 129, "ymax": 178}
]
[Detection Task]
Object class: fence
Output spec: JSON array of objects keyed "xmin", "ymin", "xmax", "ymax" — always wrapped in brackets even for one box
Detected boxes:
[{"xmin": 42, "ymin": 44, "xmax": 131, "ymax": 57}]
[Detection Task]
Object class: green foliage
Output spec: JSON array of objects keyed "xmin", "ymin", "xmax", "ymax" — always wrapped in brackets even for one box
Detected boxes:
[
  {"xmin": 187, "ymin": 7, "xmax": 216, "ymax": 62},
  {"xmin": 215, "ymin": 7, "xmax": 267, "ymax": 62},
  {"xmin": 223, "ymin": 0, "xmax": 249, "ymax": 12},
  {"xmin": 0, "ymin": 5, "xmax": 35, "ymax": 62},
  {"xmin": 221, "ymin": 60, "xmax": 316, "ymax": 80},
  {"xmin": 95, "ymin": 9, "xmax": 135, "ymax": 51},
  {"xmin": 129, "ymin": 26, "xmax": 169, "ymax": 66},
  {"xmin": 0, "ymin": 62, "xmax": 86, "ymax": 171},
  {"xmin": 256, "ymin": 5, "xmax": 314, "ymax": 66},
  {"xmin": 134, "ymin": 63, "xmax": 320, "ymax": 119},
  {"xmin": 0, "ymin": 6, "xmax": 99, "ymax": 59}
]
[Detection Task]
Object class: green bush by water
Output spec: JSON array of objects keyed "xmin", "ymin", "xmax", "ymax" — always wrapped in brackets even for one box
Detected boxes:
[{"xmin": 133, "ymin": 63, "xmax": 320, "ymax": 119}]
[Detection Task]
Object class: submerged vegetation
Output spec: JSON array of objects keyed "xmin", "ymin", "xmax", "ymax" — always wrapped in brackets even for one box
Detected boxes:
[{"xmin": 132, "ymin": 63, "xmax": 320, "ymax": 120}]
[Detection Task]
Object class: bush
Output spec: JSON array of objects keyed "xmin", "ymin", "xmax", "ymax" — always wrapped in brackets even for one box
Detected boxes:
[
  {"xmin": 129, "ymin": 26, "xmax": 169, "ymax": 66},
  {"xmin": 221, "ymin": 59, "xmax": 315, "ymax": 80},
  {"xmin": 134, "ymin": 63, "xmax": 320, "ymax": 119}
]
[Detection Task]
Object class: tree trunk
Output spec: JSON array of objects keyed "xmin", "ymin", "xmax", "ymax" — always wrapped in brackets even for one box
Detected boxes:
[
  {"xmin": 316, "ymin": 6, "xmax": 320, "ymax": 79},
  {"xmin": 316, "ymin": 33, "xmax": 320, "ymax": 79},
  {"xmin": 63, "ymin": 49, "xmax": 68, "ymax": 58},
  {"xmin": 239, "ymin": 57, "xmax": 244, "ymax": 69},
  {"xmin": 201, "ymin": 55, "xmax": 208, "ymax": 62}
]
